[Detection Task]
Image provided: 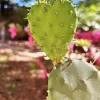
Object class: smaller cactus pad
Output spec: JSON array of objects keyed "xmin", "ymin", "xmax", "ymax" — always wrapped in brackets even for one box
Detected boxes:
[
  {"xmin": 27, "ymin": 0, "xmax": 77, "ymax": 63},
  {"xmin": 48, "ymin": 59, "xmax": 100, "ymax": 100}
]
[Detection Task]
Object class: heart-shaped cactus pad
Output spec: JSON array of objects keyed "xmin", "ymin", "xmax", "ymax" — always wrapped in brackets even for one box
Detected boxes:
[{"xmin": 27, "ymin": 0, "xmax": 77, "ymax": 64}]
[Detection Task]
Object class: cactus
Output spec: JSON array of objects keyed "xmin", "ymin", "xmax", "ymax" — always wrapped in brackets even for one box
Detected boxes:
[
  {"xmin": 48, "ymin": 59, "xmax": 100, "ymax": 100},
  {"xmin": 27, "ymin": 0, "xmax": 100, "ymax": 100},
  {"xmin": 27, "ymin": 0, "xmax": 76, "ymax": 64}
]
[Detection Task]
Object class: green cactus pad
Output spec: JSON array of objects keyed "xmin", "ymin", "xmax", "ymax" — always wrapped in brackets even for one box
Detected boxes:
[
  {"xmin": 27, "ymin": 0, "xmax": 76, "ymax": 63},
  {"xmin": 48, "ymin": 60, "xmax": 100, "ymax": 100}
]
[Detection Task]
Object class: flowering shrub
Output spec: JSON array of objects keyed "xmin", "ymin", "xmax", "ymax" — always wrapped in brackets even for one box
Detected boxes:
[
  {"xmin": 8, "ymin": 23, "xmax": 34, "ymax": 44},
  {"xmin": 24, "ymin": 25, "xmax": 34, "ymax": 44},
  {"xmin": 68, "ymin": 29, "xmax": 100, "ymax": 66},
  {"xmin": 77, "ymin": 1, "xmax": 100, "ymax": 30},
  {"xmin": 8, "ymin": 23, "xmax": 19, "ymax": 38},
  {"xmin": 74, "ymin": 29, "xmax": 100, "ymax": 45}
]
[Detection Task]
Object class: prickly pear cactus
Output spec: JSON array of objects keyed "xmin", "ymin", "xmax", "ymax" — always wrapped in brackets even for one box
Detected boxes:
[
  {"xmin": 27, "ymin": 0, "xmax": 76, "ymax": 63},
  {"xmin": 48, "ymin": 59, "xmax": 100, "ymax": 100},
  {"xmin": 27, "ymin": 0, "xmax": 100, "ymax": 100}
]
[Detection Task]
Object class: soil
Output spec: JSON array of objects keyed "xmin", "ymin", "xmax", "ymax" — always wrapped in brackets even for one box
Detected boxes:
[{"xmin": 0, "ymin": 41, "xmax": 53, "ymax": 100}]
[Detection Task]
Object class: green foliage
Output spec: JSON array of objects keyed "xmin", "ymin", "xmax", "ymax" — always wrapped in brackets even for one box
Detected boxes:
[
  {"xmin": 81, "ymin": 0, "xmax": 100, "ymax": 6},
  {"xmin": 48, "ymin": 59, "xmax": 100, "ymax": 100},
  {"xmin": 27, "ymin": 0, "xmax": 77, "ymax": 64},
  {"xmin": 15, "ymin": 7, "xmax": 28, "ymax": 25},
  {"xmin": 77, "ymin": 1, "xmax": 100, "ymax": 30},
  {"xmin": 16, "ymin": 23, "xmax": 23, "ymax": 31},
  {"xmin": 31, "ymin": 64, "xmax": 36, "ymax": 70},
  {"xmin": 7, "ymin": 83, "xmax": 17, "ymax": 91}
]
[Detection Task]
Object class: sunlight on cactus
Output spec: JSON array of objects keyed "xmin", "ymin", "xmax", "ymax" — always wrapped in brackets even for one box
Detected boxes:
[{"xmin": 27, "ymin": 0, "xmax": 77, "ymax": 64}]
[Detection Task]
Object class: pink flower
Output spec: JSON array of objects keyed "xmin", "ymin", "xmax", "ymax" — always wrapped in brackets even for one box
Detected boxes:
[
  {"xmin": 74, "ymin": 30, "xmax": 92, "ymax": 40},
  {"xmin": 74, "ymin": 29, "xmax": 81, "ymax": 39},
  {"xmin": 24, "ymin": 25, "xmax": 30, "ymax": 35},
  {"xmin": 96, "ymin": 57, "xmax": 100, "ymax": 66},
  {"xmin": 86, "ymin": 51, "xmax": 92, "ymax": 57},
  {"xmin": 41, "ymin": 70, "xmax": 47, "ymax": 79},
  {"xmin": 36, "ymin": 59, "xmax": 44, "ymax": 67},
  {"xmin": 36, "ymin": 59, "xmax": 47, "ymax": 79},
  {"xmin": 74, "ymin": 33, "xmax": 81, "ymax": 39},
  {"xmin": 76, "ymin": 29, "xmax": 81, "ymax": 33},
  {"xmin": 68, "ymin": 42, "xmax": 74, "ymax": 50},
  {"xmin": 8, "ymin": 25, "xmax": 18, "ymax": 38},
  {"xmin": 28, "ymin": 34, "xmax": 34, "ymax": 44},
  {"xmin": 74, "ymin": 30, "xmax": 100, "ymax": 43},
  {"xmin": 24, "ymin": 25, "xmax": 34, "ymax": 44},
  {"xmin": 92, "ymin": 31, "xmax": 100, "ymax": 43}
]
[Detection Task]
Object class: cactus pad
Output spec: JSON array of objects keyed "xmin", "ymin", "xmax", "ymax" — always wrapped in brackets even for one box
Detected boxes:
[
  {"xmin": 48, "ymin": 60, "xmax": 100, "ymax": 100},
  {"xmin": 27, "ymin": 0, "xmax": 76, "ymax": 63}
]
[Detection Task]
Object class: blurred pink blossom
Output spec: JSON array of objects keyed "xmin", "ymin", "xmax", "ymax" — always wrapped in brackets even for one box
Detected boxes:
[
  {"xmin": 69, "ymin": 42, "xmax": 74, "ymax": 50},
  {"xmin": 92, "ymin": 31, "xmax": 100, "ymax": 43},
  {"xmin": 96, "ymin": 57, "xmax": 100, "ymax": 66},
  {"xmin": 36, "ymin": 59, "xmax": 47, "ymax": 79},
  {"xmin": 87, "ymin": 51, "xmax": 92, "ymax": 57},
  {"xmin": 74, "ymin": 29, "xmax": 92, "ymax": 40},
  {"xmin": 24, "ymin": 25, "xmax": 30, "ymax": 35},
  {"xmin": 8, "ymin": 25, "xmax": 18, "ymax": 38},
  {"xmin": 36, "ymin": 59, "xmax": 44, "ymax": 67},
  {"xmin": 41, "ymin": 70, "xmax": 47, "ymax": 79},
  {"xmin": 24, "ymin": 25, "xmax": 34, "ymax": 44},
  {"xmin": 74, "ymin": 29, "xmax": 100, "ymax": 44},
  {"xmin": 28, "ymin": 34, "xmax": 34, "ymax": 44},
  {"xmin": 76, "ymin": 29, "xmax": 81, "ymax": 33}
]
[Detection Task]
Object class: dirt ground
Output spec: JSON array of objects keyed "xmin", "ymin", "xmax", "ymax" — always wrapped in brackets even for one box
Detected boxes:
[{"xmin": 0, "ymin": 41, "xmax": 53, "ymax": 100}]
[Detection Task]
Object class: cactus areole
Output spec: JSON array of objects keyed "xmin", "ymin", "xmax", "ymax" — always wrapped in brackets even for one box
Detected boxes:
[{"xmin": 27, "ymin": 0, "xmax": 77, "ymax": 64}]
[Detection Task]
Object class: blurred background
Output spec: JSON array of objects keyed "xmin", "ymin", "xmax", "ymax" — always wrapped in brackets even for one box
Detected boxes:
[{"xmin": 0, "ymin": 0, "xmax": 100, "ymax": 100}]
